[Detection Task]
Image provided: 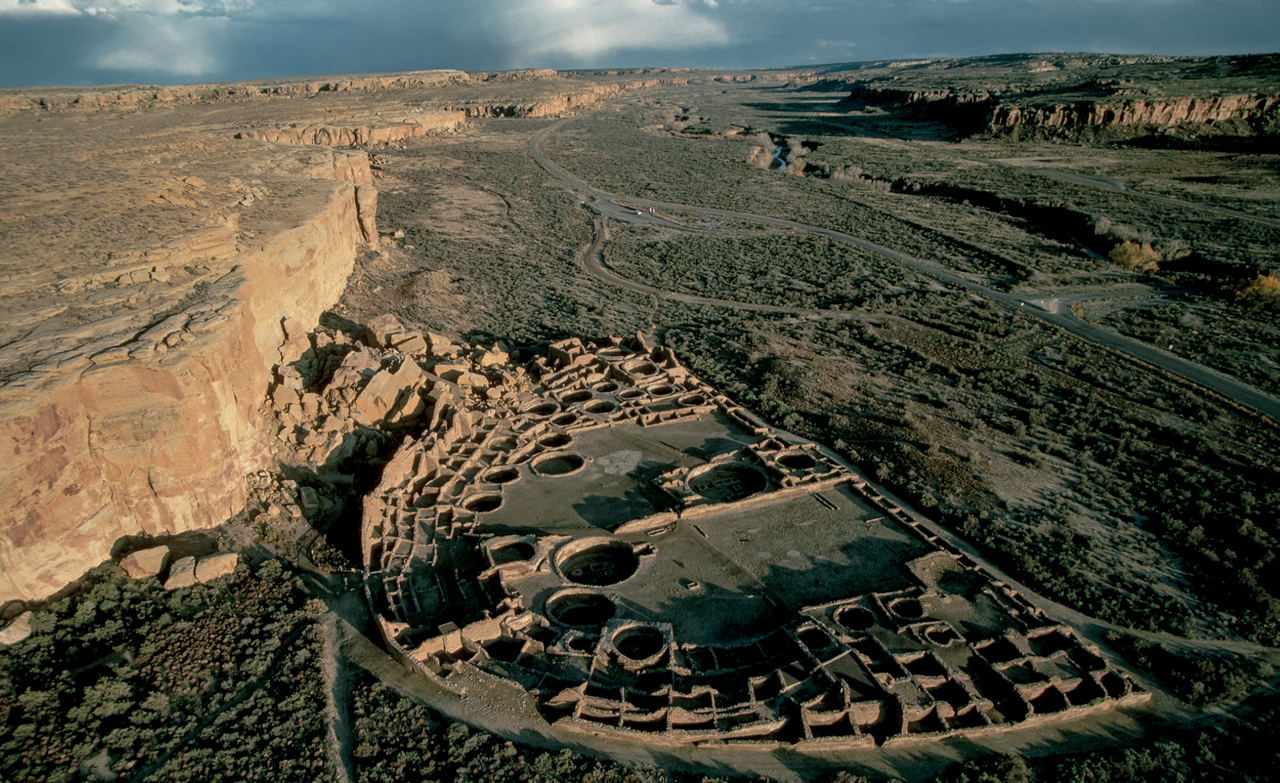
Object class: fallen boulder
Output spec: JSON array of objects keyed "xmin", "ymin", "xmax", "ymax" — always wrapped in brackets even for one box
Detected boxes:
[
  {"xmin": 0, "ymin": 612, "xmax": 32, "ymax": 646},
  {"xmin": 352, "ymin": 357, "xmax": 425, "ymax": 425},
  {"xmin": 163, "ymin": 556, "xmax": 199, "ymax": 590},
  {"xmin": 367, "ymin": 313, "xmax": 406, "ymax": 348},
  {"xmin": 195, "ymin": 552, "xmax": 240, "ymax": 583},
  {"xmin": 120, "ymin": 546, "xmax": 171, "ymax": 580}
]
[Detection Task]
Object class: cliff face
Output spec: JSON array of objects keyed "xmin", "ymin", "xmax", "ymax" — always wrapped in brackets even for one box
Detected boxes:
[
  {"xmin": 234, "ymin": 112, "xmax": 467, "ymax": 147},
  {"xmin": 987, "ymin": 92, "xmax": 1280, "ymax": 132},
  {"xmin": 0, "ymin": 70, "xmax": 470, "ymax": 114},
  {"xmin": 0, "ymin": 171, "xmax": 368, "ymax": 605},
  {"xmin": 844, "ymin": 83, "xmax": 1280, "ymax": 137},
  {"xmin": 461, "ymin": 78, "xmax": 688, "ymax": 119},
  {"xmin": 0, "ymin": 67, "xmax": 688, "ymax": 605}
]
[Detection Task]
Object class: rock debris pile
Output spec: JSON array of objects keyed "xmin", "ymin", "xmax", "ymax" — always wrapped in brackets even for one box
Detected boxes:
[{"xmin": 263, "ymin": 313, "xmax": 532, "ymax": 472}]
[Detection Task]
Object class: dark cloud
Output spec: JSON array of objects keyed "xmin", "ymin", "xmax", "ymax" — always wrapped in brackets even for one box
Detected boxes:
[{"xmin": 1, "ymin": 0, "xmax": 1277, "ymax": 88}]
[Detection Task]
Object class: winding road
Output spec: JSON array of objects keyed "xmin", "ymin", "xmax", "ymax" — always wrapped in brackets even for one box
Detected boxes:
[
  {"xmin": 526, "ymin": 120, "xmax": 1280, "ymax": 724},
  {"xmin": 530, "ymin": 122, "xmax": 1280, "ymax": 423}
]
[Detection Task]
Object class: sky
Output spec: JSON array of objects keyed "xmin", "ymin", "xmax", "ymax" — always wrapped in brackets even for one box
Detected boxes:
[{"xmin": 0, "ymin": 0, "xmax": 1277, "ymax": 89}]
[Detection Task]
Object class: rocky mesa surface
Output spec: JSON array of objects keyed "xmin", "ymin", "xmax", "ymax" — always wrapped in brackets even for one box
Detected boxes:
[
  {"xmin": 0, "ymin": 99, "xmax": 381, "ymax": 604},
  {"xmin": 0, "ymin": 67, "xmax": 689, "ymax": 605}
]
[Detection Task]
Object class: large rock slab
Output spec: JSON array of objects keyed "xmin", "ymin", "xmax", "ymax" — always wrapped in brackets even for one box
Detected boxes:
[
  {"xmin": 194, "ymin": 552, "xmax": 240, "ymax": 583},
  {"xmin": 163, "ymin": 556, "xmax": 199, "ymax": 591},
  {"xmin": 120, "ymin": 546, "xmax": 171, "ymax": 580},
  {"xmin": 0, "ymin": 612, "xmax": 32, "ymax": 646},
  {"xmin": 366, "ymin": 313, "xmax": 406, "ymax": 348},
  {"xmin": 352, "ymin": 358, "xmax": 425, "ymax": 426}
]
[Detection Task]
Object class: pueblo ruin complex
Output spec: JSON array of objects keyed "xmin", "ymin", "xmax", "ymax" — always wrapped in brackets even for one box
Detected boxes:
[{"xmin": 359, "ymin": 332, "xmax": 1149, "ymax": 757}]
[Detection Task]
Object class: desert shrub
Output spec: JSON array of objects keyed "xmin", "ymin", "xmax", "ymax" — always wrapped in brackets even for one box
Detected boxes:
[
  {"xmin": 1103, "ymin": 633, "xmax": 1263, "ymax": 707},
  {"xmin": 1235, "ymin": 272, "xmax": 1280, "ymax": 309},
  {"xmin": 1108, "ymin": 240, "xmax": 1162, "ymax": 271},
  {"xmin": 0, "ymin": 560, "xmax": 326, "ymax": 783}
]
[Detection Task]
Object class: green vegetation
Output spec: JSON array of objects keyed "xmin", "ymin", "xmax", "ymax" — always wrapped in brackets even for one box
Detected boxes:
[
  {"xmin": 0, "ymin": 560, "xmax": 330, "ymax": 783},
  {"xmin": 352, "ymin": 675, "xmax": 733, "ymax": 783},
  {"xmin": 606, "ymin": 229, "xmax": 930, "ymax": 309},
  {"xmin": 1085, "ymin": 297, "xmax": 1280, "ymax": 397},
  {"xmin": 1102, "ymin": 633, "xmax": 1264, "ymax": 707}
]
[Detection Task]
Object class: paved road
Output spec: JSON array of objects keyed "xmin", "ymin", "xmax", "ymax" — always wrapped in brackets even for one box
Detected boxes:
[{"xmin": 531, "ymin": 124, "xmax": 1280, "ymax": 423}]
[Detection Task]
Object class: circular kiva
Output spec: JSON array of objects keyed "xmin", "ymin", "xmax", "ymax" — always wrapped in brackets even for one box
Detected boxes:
[
  {"xmin": 687, "ymin": 462, "xmax": 768, "ymax": 504},
  {"xmin": 611, "ymin": 624, "xmax": 666, "ymax": 662},
  {"xmin": 537, "ymin": 432, "xmax": 573, "ymax": 449},
  {"xmin": 835, "ymin": 605, "xmax": 876, "ymax": 632},
  {"xmin": 462, "ymin": 493, "xmax": 504, "ymax": 513},
  {"xmin": 481, "ymin": 465, "xmax": 521, "ymax": 485},
  {"xmin": 648, "ymin": 383, "xmax": 677, "ymax": 397},
  {"xmin": 677, "ymin": 392, "xmax": 707, "ymax": 407},
  {"xmin": 797, "ymin": 625, "xmax": 832, "ymax": 652},
  {"xmin": 889, "ymin": 597, "xmax": 926, "ymax": 620},
  {"xmin": 551, "ymin": 412, "xmax": 579, "ymax": 427},
  {"xmin": 593, "ymin": 381, "xmax": 619, "ymax": 393},
  {"xmin": 489, "ymin": 540, "xmax": 536, "ymax": 566},
  {"xmin": 622, "ymin": 359, "xmax": 659, "ymax": 377},
  {"xmin": 777, "ymin": 450, "xmax": 817, "ymax": 471},
  {"xmin": 560, "ymin": 389, "xmax": 593, "ymax": 404},
  {"xmin": 582, "ymin": 399, "xmax": 619, "ymax": 415},
  {"xmin": 598, "ymin": 347, "xmax": 630, "ymax": 360},
  {"xmin": 618, "ymin": 388, "xmax": 646, "ymax": 400},
  {"xmin": 521, "ymin": 400, "xmax": 560, "ymax": 417},
  {"xmin": 531, "ymin": 451, "xmax": 586, "ymax": 477},
  {"xmin": 545, "ymin": 589, "xmax": 616, "ymax": 630},
  {"xmin": 555, "ymin": 538, "xmax": 640, "ymax": 586}
]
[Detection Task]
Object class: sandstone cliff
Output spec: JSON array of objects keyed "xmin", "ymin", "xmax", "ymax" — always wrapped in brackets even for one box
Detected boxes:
[
  {"xmin": 234, "ymin": 112, "xmax": 467, "ymax": 147},
  {"xmin": 0, "ymin": 138, "xmax": 375, "ymax": 604},
  {"xmin": 844, "ymin": 83, "xmax": 1280, "ymax": 138},
  {"xmin": 0, "ymin": 66, "xmax": 689, "ymax": 605},
  {"xmin": 986, "ymin": 92, "xmax": 1280, "ymax": 133},
  {"xmin": 0, "ymin": 70, "xmax": 470, "ymax": 114}
]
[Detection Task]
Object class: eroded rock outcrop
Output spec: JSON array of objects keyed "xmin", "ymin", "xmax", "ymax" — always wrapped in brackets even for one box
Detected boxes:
[
  {"xmin": 459, "ymin": 78, "xmax": 689, "ymax": 119},
  {"xmin": 844, "ymin": 82, "xmax": 1280, "ymax": 138},
  {"xmin": 234, "ymin": 112, "xmax": 467, "ymax": 147},
  {"xmin": 0, "ymin": 162, "xmax": 372, "ymax": 604},
  {"xmin": 987, "ymin": 92, "xmax": 1280, "ymax": 133},
  {"xmin": 0, "ymin": 70, "xmax": 470, "ymax": 115}
]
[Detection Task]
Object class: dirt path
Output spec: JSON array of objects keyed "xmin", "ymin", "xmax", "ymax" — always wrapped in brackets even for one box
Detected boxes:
[
  {"xmin": 530, "ymin": 118, "xmax": 1280, "ymax": 692},
  {"xmin": 322, "ymin": 611, "xmax": 356, "ymax": 783}
]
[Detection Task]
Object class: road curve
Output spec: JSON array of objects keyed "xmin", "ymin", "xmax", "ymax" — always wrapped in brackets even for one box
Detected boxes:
[
  {"xmin": 535, "ymin": 122, "xmax": 1280, "ymax": 680},
  {"xmin": 530, "ymin": 123, "xmax": 1280, "ymax": 423}
]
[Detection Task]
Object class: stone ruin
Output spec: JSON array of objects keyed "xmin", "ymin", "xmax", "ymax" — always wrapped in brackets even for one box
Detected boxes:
[{"xmin": 356, "ymin": 334, "xmax": 1151, "ymax": 757}]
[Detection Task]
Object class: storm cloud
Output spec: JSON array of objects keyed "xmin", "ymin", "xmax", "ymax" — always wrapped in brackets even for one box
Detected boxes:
[{"xmin": 1, "ymin": 0, "xmax": 1277, "ymax": 88}]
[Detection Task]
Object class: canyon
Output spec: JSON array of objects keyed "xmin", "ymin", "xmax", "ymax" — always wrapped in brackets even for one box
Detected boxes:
[{"xmin": 1, "ymin": 53, "xmax": 1278, "ymax": 782}]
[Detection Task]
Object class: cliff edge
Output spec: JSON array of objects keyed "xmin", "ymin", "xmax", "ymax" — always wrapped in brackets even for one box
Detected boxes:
[{"xmin": 0, "ymin": 105, "xmax": 376, "ymax": 603}]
